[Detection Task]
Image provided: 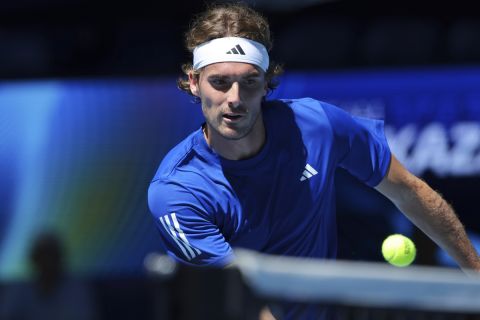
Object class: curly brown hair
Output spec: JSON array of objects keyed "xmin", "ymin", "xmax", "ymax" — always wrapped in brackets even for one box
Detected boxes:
[{"xmin": 177, "ymin": 2, "xmax": 283, "ymax": 97}]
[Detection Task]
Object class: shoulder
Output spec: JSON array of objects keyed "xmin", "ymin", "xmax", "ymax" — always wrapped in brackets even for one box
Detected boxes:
[
  {"xmin": 149, "ymin": 132, "xmax": 201, "ymax": 206},
  {"xmin": 264, "ymin": 97, "xmax": 323, "ymax": 112},
  {"xmin": 151, "ymin": 128, "xmax": 224, "ymax": 190},
  {"xmin": 148, "ymin": 130, "xmax": 226, "ymax": 217},
  {"xmin": 264, "ymin": 97, "xmax": 346, "ymax": 122},
  {"xmin": 276, "ymin": 98, "xmax": 383, "ymax": 133},
  {"xmin": 263, "ymin": 98, "xmax": 350, "ymax": 136},
  {"xmin": 151, "ymin": 130, "xmax": 201, "ymax": 182}
]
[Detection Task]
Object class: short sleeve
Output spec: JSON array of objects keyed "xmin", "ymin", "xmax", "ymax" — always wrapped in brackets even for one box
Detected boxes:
[
  {"xmin": 322, "ymin": 102, "xmax": 392, "ymax": 187},
  {"xmin": 148, "ymin": 180, "xmax": 234, "ymax": 267}
]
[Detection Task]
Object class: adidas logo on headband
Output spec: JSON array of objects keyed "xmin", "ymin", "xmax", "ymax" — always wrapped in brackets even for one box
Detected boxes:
[
  {"xmin": 193, "ymin": 37, "xmax": 270, "ymax": 71},
  {"xmin": 226, "ymin": 44, "xmax": 246, "ymax": 55}
]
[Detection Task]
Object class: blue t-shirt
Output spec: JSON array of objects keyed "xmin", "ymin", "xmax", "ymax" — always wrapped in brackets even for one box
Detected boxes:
[{"xmin": 148, "ymin": 98, "xmax": 391, "ymax": 318}]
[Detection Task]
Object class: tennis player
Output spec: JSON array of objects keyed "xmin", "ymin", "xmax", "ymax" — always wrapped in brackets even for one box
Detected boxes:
[{"xmin": 148, "ymin": 3, "xmax": 480, "ymax": 319}]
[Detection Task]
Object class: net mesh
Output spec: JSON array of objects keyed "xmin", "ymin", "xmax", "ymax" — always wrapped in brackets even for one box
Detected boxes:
[{"xmin": 145, "ymin": 250, "xmax": 480, "ymax": 320}]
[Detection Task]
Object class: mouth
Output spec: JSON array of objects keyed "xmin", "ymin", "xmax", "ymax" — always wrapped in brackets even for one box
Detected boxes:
[{"xmin": 222, "ymin": 113, "xmax": 244, "ymax": 122}]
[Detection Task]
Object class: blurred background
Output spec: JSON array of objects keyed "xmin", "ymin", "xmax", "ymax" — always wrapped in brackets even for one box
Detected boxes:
[{"xmin": 1, "ymin": 0, "xmax": 480, "ymax": 319}]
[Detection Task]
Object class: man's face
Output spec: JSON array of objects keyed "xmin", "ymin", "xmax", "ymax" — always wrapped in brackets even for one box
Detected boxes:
[{"xmin": 189, "ymin": 62, "xmax": 267, "ymax": 141}]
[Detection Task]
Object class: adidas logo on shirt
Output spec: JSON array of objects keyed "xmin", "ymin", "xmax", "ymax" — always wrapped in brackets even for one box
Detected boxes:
[
  {"xmin": 159, "ymin": 213, "xmax": 201, "ymax": 261},
  {"xmin": 226, "ymin": 44, "xmax": 246, "ymax": 55},
  {"xmin": 300, "ymin": 163, "xmax": 318, "ymax": 181}
]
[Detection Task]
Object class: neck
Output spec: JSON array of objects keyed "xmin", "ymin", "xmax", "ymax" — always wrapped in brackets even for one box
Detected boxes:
[{"xmin": 203, "ymin": 118, "xmax": 265, "ymax": 161}]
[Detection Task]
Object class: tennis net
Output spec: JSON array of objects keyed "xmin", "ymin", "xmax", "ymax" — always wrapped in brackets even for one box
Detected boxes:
[{"xmin": 145, "ymin": 249, "xmax": 480, "ymax": 319}]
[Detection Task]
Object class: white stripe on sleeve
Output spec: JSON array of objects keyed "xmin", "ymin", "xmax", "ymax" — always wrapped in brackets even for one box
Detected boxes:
[
  {"xmin": 159, "ymin": 215, "xmax": 193, "ymax": 260},
  {"xmin": 171, "ymin": 213, "xmax": 202, "ymax": 256},
  {"xmin": 165, "ymin": 214, "xmax": 198, "ymax": 259}
]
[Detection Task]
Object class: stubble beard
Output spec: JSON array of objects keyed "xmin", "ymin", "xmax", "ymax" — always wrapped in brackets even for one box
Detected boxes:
[{"xmin": 208, "ymin": 108, "xmax": 261, "ymax": 141}]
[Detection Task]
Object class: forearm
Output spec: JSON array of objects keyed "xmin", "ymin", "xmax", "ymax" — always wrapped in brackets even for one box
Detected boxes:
[{"xmin": 394, "ymin": 176, "xmax": 480, "ymax": 272}]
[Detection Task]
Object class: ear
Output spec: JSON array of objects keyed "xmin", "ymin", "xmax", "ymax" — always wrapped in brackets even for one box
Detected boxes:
[
  {"xmin": 189, "ymin": 72, "xmax": 200, "ymax": 97},
  {"xmin": 261, "ymin": 70, "xmax": 269, "ymax": 97}
]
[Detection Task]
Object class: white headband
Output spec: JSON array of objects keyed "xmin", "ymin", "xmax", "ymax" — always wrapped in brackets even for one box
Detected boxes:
[{"xmin": 193, "ymin": 37, "xmax": 269, "ymax": 72}]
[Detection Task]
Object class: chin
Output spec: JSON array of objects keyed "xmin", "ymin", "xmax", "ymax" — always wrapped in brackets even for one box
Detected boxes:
[
  {"xmin": 219, "ymin": 127, "xmax": 251, "ymax": 141},
  {"xmin": 219, "ymin": 132, "xmax": 246, "ymax": 141}
]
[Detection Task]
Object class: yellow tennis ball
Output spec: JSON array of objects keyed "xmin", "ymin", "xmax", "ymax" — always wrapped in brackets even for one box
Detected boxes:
[{"xmin": 382, "ymin": 234, "xmax": 416, "ymax": 267}]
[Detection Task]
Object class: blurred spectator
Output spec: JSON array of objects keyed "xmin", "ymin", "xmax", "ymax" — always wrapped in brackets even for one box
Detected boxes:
[{"xmin": 0, "ymin": 231, "xmax": 100, "ymax": 320}]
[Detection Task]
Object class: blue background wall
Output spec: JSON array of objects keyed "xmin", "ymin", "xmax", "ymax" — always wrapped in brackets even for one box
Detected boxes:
[{"xmin": 1, "ymin": 66, "xmax": 479, "ymax": 280}]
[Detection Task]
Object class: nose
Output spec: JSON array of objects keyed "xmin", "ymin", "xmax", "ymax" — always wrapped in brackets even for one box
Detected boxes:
[{"xmin": 227, "ymin": 82, "xmax": 241, "ymax": 109}]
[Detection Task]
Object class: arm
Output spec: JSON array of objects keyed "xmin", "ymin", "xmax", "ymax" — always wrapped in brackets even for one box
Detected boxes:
[{"xmin": 375, "ymin": 154, "xmax": 480, "ymax": 272}]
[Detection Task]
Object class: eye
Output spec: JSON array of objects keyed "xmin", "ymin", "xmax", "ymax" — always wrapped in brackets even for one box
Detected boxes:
[
  {"xmin": 244, "ymin": 78, "xmax": 260, "ymax": 87},
  {"xmin": 211, "ymin": 78, "xmax": 226, "ymax": 85},
  {"xmin": 209, "ymin": 78, "xmax": 230, "ymax": 89}
]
